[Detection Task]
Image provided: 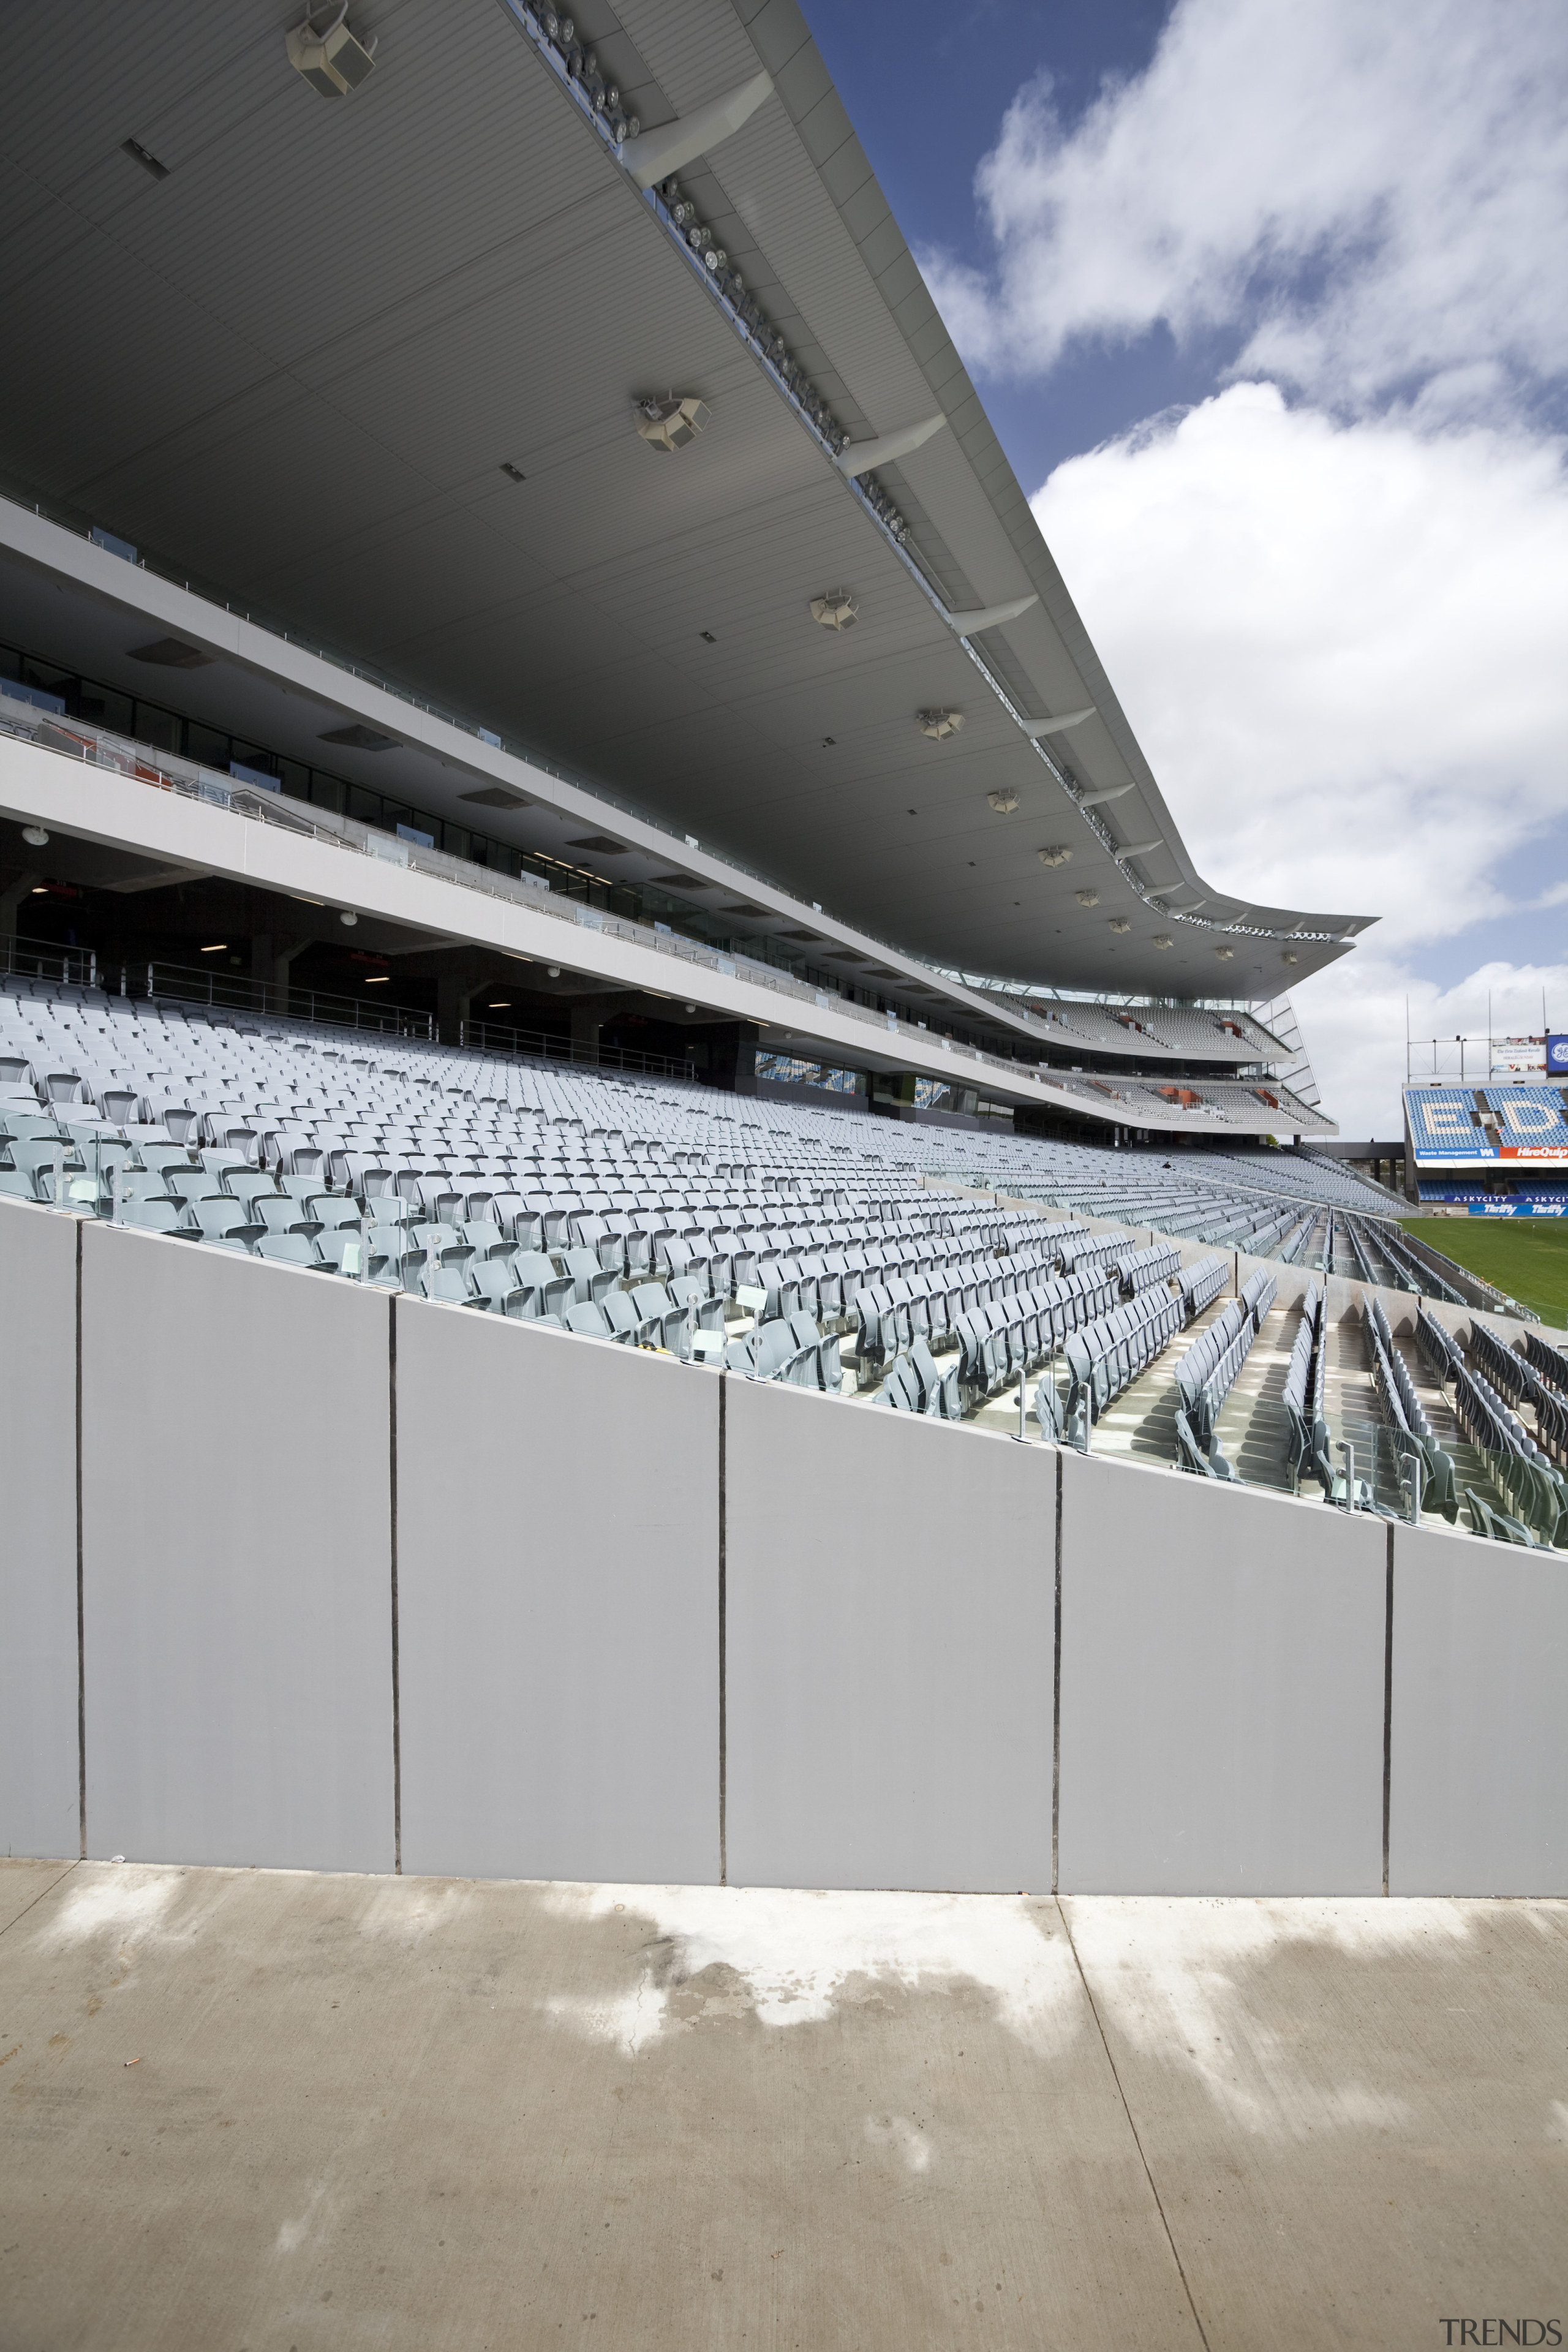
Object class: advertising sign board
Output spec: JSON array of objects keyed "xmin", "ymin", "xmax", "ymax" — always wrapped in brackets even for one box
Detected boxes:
[{"xmin": 1490, "ymin": 1035, "xmax": 1546, "ymax": 1077}]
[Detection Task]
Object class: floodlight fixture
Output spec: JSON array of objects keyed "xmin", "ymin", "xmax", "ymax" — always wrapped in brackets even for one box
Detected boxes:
[
  {"xmin": 810, "ymin": 589, "xmax": 858, "ymax": 631},
  {"xmin": 918, "ymin": 709, "xmax": 962, "ymax": 741},
  {"xmin": 286, "ymin": 4, "xmax": 377, "ymax": 96},
  {"xmin": 634, "ymin": 395, "xmax": 709, "ymax": 453},
  {"xmin": 21, "ymin": 824, "xmax": 48, "ymax": 846},
  {"xmin": 1075, "ymin": 889, "xmax": 1099, "ymax": 908},
  {"xmin": 986, "ymin": 790, "xmax": 1019, "ymax": 814},
  {"xmin": 1038, "ymin": 846, "xmax": 1072, "ymax": 868}
]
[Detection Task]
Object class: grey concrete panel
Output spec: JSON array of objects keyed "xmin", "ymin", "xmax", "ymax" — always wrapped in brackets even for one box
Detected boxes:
[
  {"xmin": 1390, "ymin": 1520, "xmax": 1568, "ymax": 1894},
  {"xmin": 0, "ymin": 1202, "xmax": 80, "ymax": 1859},
  {"xmin": 396, "ymin": 1313, "xmax": 720, "ymax": 1885},
  {"xmin": 726, "ymin": 1381, "xmax": 1054, "ymax": 1892},
  {"xmin": 1058, "ymin": 1453, "xmax": 1386, "ymax": 1894},
  {"xmin": 80, "ymin": 1226, "xmax": 394, "ymax": 1872}
]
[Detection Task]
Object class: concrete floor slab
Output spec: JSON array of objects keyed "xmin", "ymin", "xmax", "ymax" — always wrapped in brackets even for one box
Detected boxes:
[
  {"xmin": 0, "ymin": 1856, "xmax": 76, "ymax": 1936},
  {"xmin": 1065, "ymin": 1896, "xmax": 1568, "ymax": 2351},
  {"xmin": 1, "ymin": 1863, "xmax": 1562, "ymax": 2351}
]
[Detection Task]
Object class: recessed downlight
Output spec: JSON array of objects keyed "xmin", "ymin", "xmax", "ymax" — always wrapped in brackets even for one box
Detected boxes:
[{"xmin": 121, "ymin": 138, "xmax": 169, "ymax": 180}]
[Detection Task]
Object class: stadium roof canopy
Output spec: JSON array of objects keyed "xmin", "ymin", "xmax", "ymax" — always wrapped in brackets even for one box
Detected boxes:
[{"xmin": 0, "ymin": 0, "xmax": 1374, "ymax": 1003}]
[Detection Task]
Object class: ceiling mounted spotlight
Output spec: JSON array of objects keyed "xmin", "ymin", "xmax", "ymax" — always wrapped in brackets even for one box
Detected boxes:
[
  {"xmin": 1282, "ymin": 950, "xmax": 1299, "ymax": 966},
  {"xmin": 684, "ymin": 1003, "xmax": 696, "ymax": 1013},
  {"xmin": 339, "ymin": 910, "xmax": 357, "ymax": 927},
  {"xmin": 1215, "ymin": 946, "xmax": 1235, "ymax": 960},
  {"xmin": 286, "ymin": 4, "xmax": 377, "ymax": 96},
  {"xmin": 1108, "ymin": 918, "xmax": 1131, "ymax": 933},
  {"xmin": 21, "ymin": 824, "xmax": 48, "ymax": 847},
  {"xmin": 1038, "ymin": 845, "xmax": 1072, "ymax": 868},
  {"xmin": 918, "ymin": 709, "xmax": 963, "ymax": 741},
  {"xmin": 987, "ymin": 790, "xmax": 1019, "ymax": 815},
  {"xmin": 634, "ymin": 394, "xmax": 709, "ymax": 453},
  {"xmin": 547, "ymin": 966, "xmax": 561, "ymax": 978},
  {"xmin": 1152, "ymin": 935, "xmax": 1174, "ymax": 951},
  {"xmin": 1076, "ymin": 888, "xmax": 1099, "ymax": 908},
  {"xmin": 809, "ymin": 589, "xmax": 858, "ymax": 631}
]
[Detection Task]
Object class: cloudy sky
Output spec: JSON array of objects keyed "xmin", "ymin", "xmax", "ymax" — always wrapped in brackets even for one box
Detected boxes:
[{"xmin": 809, "ymin": 0, "xmax": 1568, "ymax": 1135}]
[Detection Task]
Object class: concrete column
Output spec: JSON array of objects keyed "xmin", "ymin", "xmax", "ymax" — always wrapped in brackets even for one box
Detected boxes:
[
  {"xmin": 437, "ymin": 970, "xmax": 472, "ymax": 1049},
  {"xmin": 272, "ymin": 938, "xmax": 311, "ymax": 1009},
  {"xmin": 249, "ymin": 932, "xmax": 272, "ymax": 1014},
  {"xmin": 570, "ymin": 1002, "xmax": 601, "ymax": 1064}
]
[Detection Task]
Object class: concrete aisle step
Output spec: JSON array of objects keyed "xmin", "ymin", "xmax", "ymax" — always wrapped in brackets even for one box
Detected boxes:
[
  {"xmin": 1209, "ymin": 1303, "xmax": 1303, "ymax": 1494},
  {"xmin": 1321, "ymin": 1314, "xmax": 1408, "ymax": 1510}
]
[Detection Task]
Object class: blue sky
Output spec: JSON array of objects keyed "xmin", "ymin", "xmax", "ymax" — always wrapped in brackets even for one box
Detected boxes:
[
  {"xmin": 806, "ymin": 1, "xmax": 1190, "ymax": 486},
  {"xmin": 802, "ymin": 0, "xmax": 1568, "ymax": 1130}
]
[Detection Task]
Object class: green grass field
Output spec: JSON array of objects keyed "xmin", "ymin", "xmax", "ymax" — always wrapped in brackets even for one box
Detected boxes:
[{"xmin": 1401, "ymin": 1216, "xmax": 1568, "ymax": 1328}]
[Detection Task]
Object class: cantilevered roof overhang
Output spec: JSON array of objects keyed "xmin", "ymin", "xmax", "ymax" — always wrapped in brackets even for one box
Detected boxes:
[{"xmin": 0, "ymin": 0, "xmax": 1373, "ymax": 1002}]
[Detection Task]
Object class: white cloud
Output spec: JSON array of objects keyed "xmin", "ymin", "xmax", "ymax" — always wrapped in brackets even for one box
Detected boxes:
[
  {"xmin": 1030, "ymin": 382, "xmax": 1568, "ymax": 1129},
  {"xmin": 1292, "ymin": 957, "xmax": 1568, "ymax": 1138},
  {"xmin": 1033, "ymin": 384, "xmax": 1568, "ymax": 943},
  {"xmin": 923, "ymin": 0, "xmax": 1568, "ymax": 414}
]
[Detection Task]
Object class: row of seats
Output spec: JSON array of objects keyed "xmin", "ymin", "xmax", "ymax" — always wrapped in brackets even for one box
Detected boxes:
[
  {"xmin": 1450, "ymin": 1363, "xmax": 1566, "ymax": 1546},
  {"xmin": 1178, "ymin": 1253, "xmax": 1228, "ymax": 1318},
  {"xmin": 952, "ymin": 1269, "xmax": 1119, "ymax": 1398},
  {"xmin": 882, "ymin": 1338, "xmax": 964, "ymax": 1420},
  {"xmin": 1175, "ymin": 1270, "xmax": 1278, "ymax": 1479},
  {"xmin": 1115, "ymin": 1241, "xmax": 1182, "ymax": 1295},
  {"xmin": 849, "ymin": 1224, "xmax": 1079, "ymax": 1365},
  {"xmin": 1281, "ymin": 1288, "xmax": 1332, "ymax": 1495},
  {"xmin": 1062, "ymin": 1283, "xmax": 1186, "ymax": 1434},
  {"xmin": 1366, "ymin": 1298, "xmax": 1457, "ymax": 1521},
  {"xmin": 1415, "ymin": 1310, "xmax": 1566, "ymax": 1544}
]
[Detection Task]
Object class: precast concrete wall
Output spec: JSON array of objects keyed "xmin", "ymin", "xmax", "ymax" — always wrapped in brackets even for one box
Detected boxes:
[
  {"xmin": 78, "ymin": 1220, "xmax": 395, "ymax": 1874},
  {"xmin": 3, "ymin": 1200, "xmax": 1564, "ymax": 1894},
  {"xmin": 725, "ymin": 1378, "xmax": 1054, "ymax": 1893},
  {"xmin": 1056, "ymin": 1452, "xmax": 1387, "ymax": 1894},
  {"xmin": 395, "ymin": 1302, "xmax": 721, "ymax": 1885},
  {"xmin": 0, "ymin": 1202, "xmax": 80, "ymax": 1860},
  {"xmin": 1389, "ymin": 1520, "xmax": 1568, "ymax": 1895}
]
